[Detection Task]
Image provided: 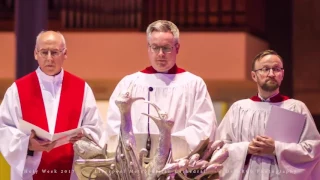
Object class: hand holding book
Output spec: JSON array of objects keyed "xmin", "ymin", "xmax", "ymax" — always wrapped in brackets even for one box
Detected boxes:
[
  {"xmin": 19, "ymin": 119, "xmax": 83, "ymax": 149},
  {"xmin": 69, "ymin": 132, "xmax": 84, "ymax": 144},
  {"xmin": 28, "ymin": 130, "xmax": 57, "ymax": 152}
]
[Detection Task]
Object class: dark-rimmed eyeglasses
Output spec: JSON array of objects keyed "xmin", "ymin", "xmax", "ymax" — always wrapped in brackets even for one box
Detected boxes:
[
  {"xmin": 253, "ymin": 67, "xmax": 284, "ymax": 75},
  {"xmin": 148, "ymin": 44, "xmax": 174, "ymax": 54},
  {"xmin": 37, "ymin": 49, "xmax": 65, "ymax": 58}
]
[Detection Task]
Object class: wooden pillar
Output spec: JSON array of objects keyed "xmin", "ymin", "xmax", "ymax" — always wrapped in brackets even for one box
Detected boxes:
[
  {"xmin": 15, "ymin": 0, "xmax": 48, "ymax": 79},
  {"xmin": 265, "ymin": 0, "xmax": 293, "ymax": 97}
]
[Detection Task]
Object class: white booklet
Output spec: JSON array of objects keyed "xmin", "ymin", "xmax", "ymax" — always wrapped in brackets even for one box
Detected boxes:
[
  {"xmin": 265, "ymin": 105, "xmax": 306, "ymax": 143},
  {"xmin": 18, "ymin": 119, "xmax": 82, "ymax": 148}
]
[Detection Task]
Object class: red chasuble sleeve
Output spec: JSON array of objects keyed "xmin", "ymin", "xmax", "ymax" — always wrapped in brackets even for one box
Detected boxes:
[{"xmin": 16, "ymin": 71, "xmax": 85, "ymax": 180}]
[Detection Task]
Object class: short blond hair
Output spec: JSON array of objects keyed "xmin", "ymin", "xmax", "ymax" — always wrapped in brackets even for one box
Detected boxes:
[
  {"xmin": 146, "ymin": 20, "xmax": 180, "ymax": 43},
  {"xmin": 252, "ymin": 50, "xmax": 283, "ymax": 70}
]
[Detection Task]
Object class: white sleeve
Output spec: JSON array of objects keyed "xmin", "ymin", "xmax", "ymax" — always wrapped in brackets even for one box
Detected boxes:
[
  {"xmin": 81, "ymin": 83, "xmax": 103, "ymax": 144},
  {"xmin": 0, "ymin": 83, "xmax": 41, "ymax": 179},
  {"xmin": 275, "ymin": 102, "xmax": 320, "ymax": 180},
  {"xmin": 172, "ymin": 78, "xmax": 217, "ymax": 150},
  {"xmin": 103, "ymin": 78, "xmax": 126, "ymax": 143},
  {"xmin": 215, "ymin": 104, "xmax": 249, "ymax": 179}
]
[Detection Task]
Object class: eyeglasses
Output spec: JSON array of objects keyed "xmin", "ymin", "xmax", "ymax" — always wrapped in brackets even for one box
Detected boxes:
[
  {"xmin": 254, "ymin": 67, "xmax": 284, "ymax": 75},
  {"xmin": 148, "ymin": 44, "xmax": 174, "ymax": 54},
  {"xmin": 37, "ymin": 49, "xmax": 65, "ymax": 58}
]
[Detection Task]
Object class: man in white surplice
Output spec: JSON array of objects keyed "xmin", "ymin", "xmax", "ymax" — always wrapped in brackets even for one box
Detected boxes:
[
  {"xmin": 216, "ymin": 50, "xmax": 320, "ymax": 180},
  {"xmin": 0, "ymin": 31, "xmax": 103, "ymax": 180},
  {"xmin": 104, "ymin": 20, "xmax": 217, "ymax": 157}
]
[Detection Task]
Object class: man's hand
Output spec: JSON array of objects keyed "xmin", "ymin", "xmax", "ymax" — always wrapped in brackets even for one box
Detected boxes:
[
  {"xmin": 69, "ymin": 132, "xmax": 84, "ymax": 144},
  {"xmin": 248, "ymin": 141, "xmax": 263, "ymax": 155},
  {"xmin": 28, "ymin": 130, "xmax": 56, "ymax": 152},
  {"xmin": 250, "ymin": 135, "xmax": 275, "ymax": 155}
]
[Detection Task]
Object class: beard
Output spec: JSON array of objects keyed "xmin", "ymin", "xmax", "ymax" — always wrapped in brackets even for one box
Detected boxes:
[{"xmin": 259, "ymin": 79, "xmax": 280, "ymax": 92}]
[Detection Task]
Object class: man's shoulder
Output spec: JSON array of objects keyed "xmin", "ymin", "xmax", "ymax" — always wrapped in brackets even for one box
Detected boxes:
[
  {"xmin": 15, "ymin": 71, "xmax": 36, "ymax": 83},
  {"xmin": 128, "ymin": 71, "xmax": 141, "ymax": 77},
  {"xmin": 112, "ymin": 71, "xmax": 141, "ymax": 87},
  {"xmin": 285, "ymin": 98, "xmax": 303, "ymax": 103},
  {"xmin": 119, "ymin": 71, "xmax": 140, "ymax": 81},
  {"xmin": 3, "ymin": 82, "xmax": 18, "ymax": 95},
  {"xmin": 64, "ymin": 70, "xmax": 85, "ymax": 82},
  {"xmin": 120, "ymin": 70, "xmax": 204, "ymax": 84},
  {"xmin": 172, "ymin": 71, "xmax": 208, "ymax": 89},
  {"xmin": 233, "ymin": 98, "xmax": 250, "ymax": 105},
  {"xmin": 183, "ymin": 71, "xmax": 200, "ymax": 78},
  {"xmin": 283, "ymin": 98, "xmax": 307, "ymax": 108},
  {"xmin": 228, "ymin": 99, "xmax": 256, "ymax": 110},
  {"xmin": 63, "ymin": 71, "xmax": 88, "ymax": 92},
  {"xmin": 177, "ymin": 71, "xmax": 205, "ymax": 83}
]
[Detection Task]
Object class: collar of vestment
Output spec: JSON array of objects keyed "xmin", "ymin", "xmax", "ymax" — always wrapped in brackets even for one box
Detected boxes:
[
  {"xmin": 250, "ymin": 93, "xmax": 290, "ymax": 103},
  {"xmin": 36, "ymin": 67, "xmax": 63, "ymax": 83},
  {"xmin": 140, "ymin": 64, "xmax": 186, "ymax": 74}
]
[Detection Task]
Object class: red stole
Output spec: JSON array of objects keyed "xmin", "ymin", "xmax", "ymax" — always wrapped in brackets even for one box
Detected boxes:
[
  {"xmin": 141, "ymin": 64, "xmax": 186, "ymax": 74},
  {"xmin": 16, "ymin": 71, "xmax": 85, "ymax": 180},
  {"xmin": 250, "ymin": 93, "xmax": 290, "ymax": 102}
]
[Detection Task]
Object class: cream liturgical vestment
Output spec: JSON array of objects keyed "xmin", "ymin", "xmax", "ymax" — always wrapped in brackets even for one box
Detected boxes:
[
  {"xmin": 216, "ymin": 94, "xmax": 320, "ymax": 180},
  {"xmin": 105, "ymin": 65, "xmax": 217, "ymax": 156},
  {"xmin": 0, "ymin": 68, "xmax": 102, "ymax": 180}
]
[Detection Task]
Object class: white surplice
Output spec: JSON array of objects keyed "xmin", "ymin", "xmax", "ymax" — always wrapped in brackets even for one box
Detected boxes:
[
  {"xmin": 216, "ymin": 98, "xmax": 320, "ymax": 180},
  {"xmin": 0, "ymin": 68, "xmax": 103, "ymax": 180},
  {"xmin": 104, "ymin": 70, "xmax": 217, "ymax": 155}
]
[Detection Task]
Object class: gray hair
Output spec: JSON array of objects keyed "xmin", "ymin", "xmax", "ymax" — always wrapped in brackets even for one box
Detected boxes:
[
  {"xmin": 146, "ymin": 20, "xmax": 180, "ymax": 43},
  {"xmin": 35, "ymin": 30, "xmax": 66, "ymax": 50}
]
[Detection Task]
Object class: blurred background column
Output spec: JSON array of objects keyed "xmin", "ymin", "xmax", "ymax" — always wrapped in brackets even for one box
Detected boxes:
[
  {"xmin": 293, "ymin": 0, "xmax": 320, "ymax": 129},
  {"xmin": 15, "ymin": 0, "xmax": 48, "ymax": 79},
  {"xmin": 266, "ymin": 0, "xmax": 293, "ymax": 98},
  {"xmin": 1, "ymin": 1, "xmax": 48, "ymax": 178}
]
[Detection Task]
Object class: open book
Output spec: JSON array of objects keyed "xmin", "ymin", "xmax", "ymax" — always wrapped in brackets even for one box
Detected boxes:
[
  {"xmin": 18, "ymin": 119, "xmax": 83, "ymax": 148},
  {"xmin": 265, "ymin": 105, "xmax": 306, "ymax": 143}
]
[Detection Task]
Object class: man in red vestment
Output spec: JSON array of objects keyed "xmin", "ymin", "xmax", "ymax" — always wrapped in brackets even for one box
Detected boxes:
[{"xmin": 0, "ymin": 31, "xmax": 103, "ymax": 180}]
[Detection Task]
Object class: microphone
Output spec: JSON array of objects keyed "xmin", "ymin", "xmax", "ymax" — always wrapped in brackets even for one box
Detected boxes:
[{"xmin": 146, "ymin": 86, "xmax": 153, "ymax": 158}]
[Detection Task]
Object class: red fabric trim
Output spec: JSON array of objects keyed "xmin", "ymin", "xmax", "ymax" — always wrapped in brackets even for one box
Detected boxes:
[
  {"xmin": 16, "ymin": 72, "xmax": 49, "ymax": 131},
  {"xmin": 250, "ymin": 93, "xmax": 290, "ymax": 103},
  {"xmin": 140, "ymin": 64, "xmax": 186, "ymax": 74},
  {"xmin": 16, "ymin": 71, "xmax": 85, "ymax": 179}
]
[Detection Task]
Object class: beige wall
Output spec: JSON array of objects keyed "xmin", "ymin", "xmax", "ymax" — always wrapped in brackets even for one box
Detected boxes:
[
  {"xmin": 0, "ymin": 32, "xmax": 269, "ymax": 113},
  {"xmin": 245, "ymin": 33, "xmax": 269, "ymax": 79},
  {"xmin": 0, "ymin": 32, "xmax": 15, "ymax": 79},
  {"xmin": 0, "ymin": 32, "xmax": 268, "ymax": 80}
]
